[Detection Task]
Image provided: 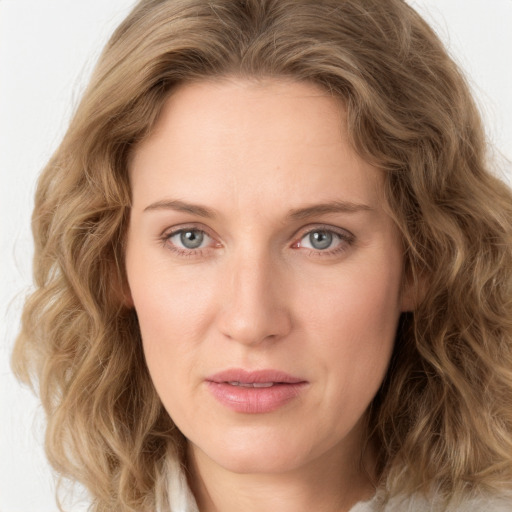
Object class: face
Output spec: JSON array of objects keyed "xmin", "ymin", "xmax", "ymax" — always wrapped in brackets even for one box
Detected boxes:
[{"xmin": 125, "ymin": 78, "xmax": 410, "ymax": 476}]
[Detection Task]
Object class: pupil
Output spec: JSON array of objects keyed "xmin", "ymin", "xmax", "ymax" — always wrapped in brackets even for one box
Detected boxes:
[
  {"xmin": 310, "ymin": 231, "xmax": 332, "ymax": 250},
  {"xmin": 180, "ymin": 230, "xmax": 204, "ymax": 249}
]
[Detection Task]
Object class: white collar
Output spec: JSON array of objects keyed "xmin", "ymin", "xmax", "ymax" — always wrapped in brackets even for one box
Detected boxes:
[{"xmin": 164, "ymin": 457, "xmax": 511, "ymax": 512}]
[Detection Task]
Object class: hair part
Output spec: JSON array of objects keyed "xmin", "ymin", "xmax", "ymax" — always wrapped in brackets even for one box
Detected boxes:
[{"xmin": 13, "ymin": 0, "xmax": 512, "ymax": 510}]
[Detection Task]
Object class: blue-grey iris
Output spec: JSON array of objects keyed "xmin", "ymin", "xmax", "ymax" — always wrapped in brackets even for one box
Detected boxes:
[
  {"xmin": 180, "ymin": 230, "xmax": 204, "ymax": 249},
  {"xmin": 309, "ymin": 231, "xmax": 333, "ymax": 250}
]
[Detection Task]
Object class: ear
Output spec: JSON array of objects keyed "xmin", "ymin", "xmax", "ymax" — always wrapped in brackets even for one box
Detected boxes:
[
  {"xmin": 109, "ymin": 257, "xmax": 134, "ymax": 309},
  {"xmin": 400, "ymin": 269, "xmax": 427, "ymax": 313},
  {"xmin": 121, "ymin": 280, "xmax": 135, "ymax": 308}
]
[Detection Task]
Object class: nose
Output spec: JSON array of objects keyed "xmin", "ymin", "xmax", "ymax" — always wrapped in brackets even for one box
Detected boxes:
[{"xmin": 216, "ymin": 249, "xmax": 292, "ymax": 346}]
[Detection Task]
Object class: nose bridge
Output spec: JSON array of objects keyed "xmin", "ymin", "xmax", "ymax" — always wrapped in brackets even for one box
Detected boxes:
[{"xmin": 217, "ymin": 244, "xmax": 291, "ymax": 345}]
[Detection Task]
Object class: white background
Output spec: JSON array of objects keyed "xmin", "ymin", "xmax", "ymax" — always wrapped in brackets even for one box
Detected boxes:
[{"xmin": 1, "ymin": 1, "xmax": 511, "ymax": 510}]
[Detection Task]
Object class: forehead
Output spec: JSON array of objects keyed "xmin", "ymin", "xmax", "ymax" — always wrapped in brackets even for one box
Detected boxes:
[{"xmin": 129, "ymin": 78, "xmax": 385, "ymax": 216}]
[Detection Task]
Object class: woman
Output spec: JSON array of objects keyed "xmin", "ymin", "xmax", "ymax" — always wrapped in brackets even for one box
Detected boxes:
[{"xmin": 12, "ymin": 0, "xmax": 512, "ymax": 510}]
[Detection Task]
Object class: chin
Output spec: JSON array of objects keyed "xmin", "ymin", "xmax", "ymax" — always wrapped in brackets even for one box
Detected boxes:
[
  {"xmin": 190, "ymin": 427, "xmax": 317, "ymax": 475},
  {"xmin": 214, "ymin": 449, "xmax": 302, "ymax": 475}
]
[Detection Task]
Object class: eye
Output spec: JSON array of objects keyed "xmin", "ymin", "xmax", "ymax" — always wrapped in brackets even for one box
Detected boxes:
[
  {"xmin": 172, "ymin": 229, "xmax": 208, "ymax": 249},
  {"xmin": 292, "ymin": 227, "xmax": 354, "ymax": 255},
  {"xmin": 302, "ymin": 230, "xmax": 337, "ymax": 250},
  {"xmin": 163, "ymin": 227, "xmax": 218, "ymax": 253}
]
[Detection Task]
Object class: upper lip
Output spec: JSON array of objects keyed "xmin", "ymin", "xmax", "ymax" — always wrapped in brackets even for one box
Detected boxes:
[{"xmin": 206, "ymin": 368, "xmax": 306, "ymax": 384}]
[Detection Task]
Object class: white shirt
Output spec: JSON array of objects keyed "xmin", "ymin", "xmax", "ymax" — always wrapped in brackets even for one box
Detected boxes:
[{"xmin": 165, "ymin": 457, "xmax": 512, "ymax": 512}]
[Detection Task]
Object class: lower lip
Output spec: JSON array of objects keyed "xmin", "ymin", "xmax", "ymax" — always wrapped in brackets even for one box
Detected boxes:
[{"xmin": 206, "ymin": 382, "xmax": 308, "ymax": 414}]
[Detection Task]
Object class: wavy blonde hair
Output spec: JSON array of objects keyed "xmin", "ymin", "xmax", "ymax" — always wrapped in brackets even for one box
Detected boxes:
[{"xmin": 13, "ymin": 0, "xmax": 512, "ymax": 510}]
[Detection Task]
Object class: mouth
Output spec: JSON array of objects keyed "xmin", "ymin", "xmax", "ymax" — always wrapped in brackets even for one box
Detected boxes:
[
  {"xmin": 205, "ymin": 369, "xmax": 308, "ymax": 414},
  {"xmin": 207, "ymin": 368, "xmax": 306, "ymax": 385},
  {"xmin": 227, "ymin": 381, "xmax": 276, "ymax": 388}
]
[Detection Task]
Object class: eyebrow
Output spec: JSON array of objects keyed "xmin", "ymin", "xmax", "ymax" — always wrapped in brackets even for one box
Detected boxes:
[
  {"xmin": 143, "ymin": 199, "xmax": 217, "ymax": 218},
  {"xmin": 286, "ymin": 200, "xmax": 374, "ymax": 220},
  {"xmin": 143, "ymin": 198, "xmax": 373, "ymax": 219}
]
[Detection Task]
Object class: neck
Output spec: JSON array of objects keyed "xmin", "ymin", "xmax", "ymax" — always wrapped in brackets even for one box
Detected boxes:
[{"xmin": 186, "ymin": 441, "xmax": 377, "ymax": 512}]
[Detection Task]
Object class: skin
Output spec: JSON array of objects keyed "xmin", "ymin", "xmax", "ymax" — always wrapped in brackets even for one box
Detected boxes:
[{"xmin": 125, "ymin": 78, "xmax": 413, "ymax": 512}]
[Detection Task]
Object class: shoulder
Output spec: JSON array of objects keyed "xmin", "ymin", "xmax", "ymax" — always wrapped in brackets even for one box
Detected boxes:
[
  {"xmin": 389, "ymin": 493, "xmax": 512, "ymax": 512},
  {"xmin": 453, "ymin": 495, "xmax": 512, "ymax": 512},
  {"xmin": 350, "ymin": 491, "xmax": 512, "ymax": 512}
]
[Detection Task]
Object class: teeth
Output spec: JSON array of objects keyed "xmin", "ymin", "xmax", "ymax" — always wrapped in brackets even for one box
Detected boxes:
[{"xmin": 228, "ymin": 381, "xmax": 274, "ymax": 388}]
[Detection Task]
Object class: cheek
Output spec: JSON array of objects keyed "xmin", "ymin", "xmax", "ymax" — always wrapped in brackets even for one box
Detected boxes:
[
  {"xmin": 302, "ymin": 255, "xmax": 402, "ymax": 327},
  {"xmin": 129, "ymin": 258, "xmax": 216, "ymax": 339},
  {"xmin": 298, "ymin": 256, "xmax": 402, "ymax": 394},
  {"xmin": 126, "ymin": 257, "xmax": 218, "ymax": 397}
]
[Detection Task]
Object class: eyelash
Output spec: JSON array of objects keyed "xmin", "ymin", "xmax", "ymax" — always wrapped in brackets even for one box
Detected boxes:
[
  {"xmin": 292, "ymin": 225, "xmax": 355, "ymax": 257},
  {"xmin": 160, "ymin": 225, "xmax": 218, "ymax": 257},
  {"xmin": 160, "ymin": 224, "xmax": 355, "ymax": 258}
]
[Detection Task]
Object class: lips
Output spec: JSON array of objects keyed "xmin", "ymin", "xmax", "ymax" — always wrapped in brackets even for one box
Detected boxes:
[{"xmin": 206, "ymin": 369, "xmax": 308, "ymax": 414}]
